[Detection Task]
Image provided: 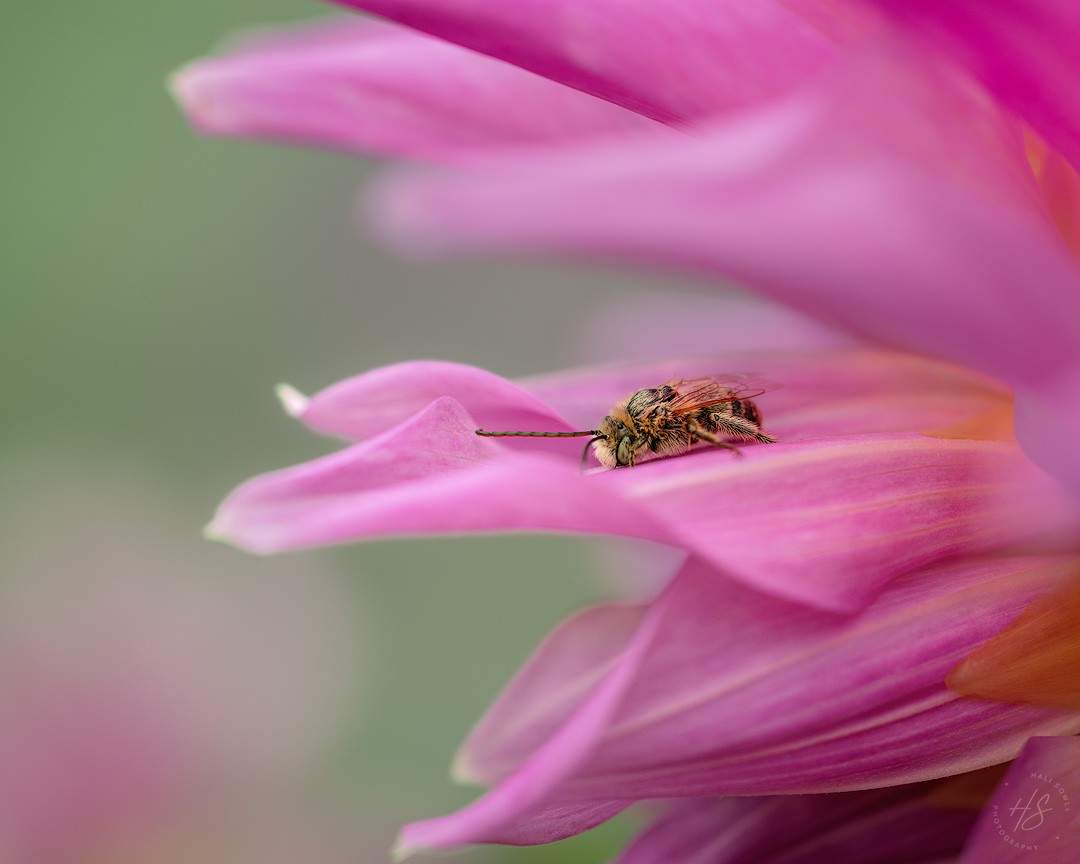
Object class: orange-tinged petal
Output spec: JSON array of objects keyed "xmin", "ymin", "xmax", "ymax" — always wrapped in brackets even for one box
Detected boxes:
[
  {"xmin": 948, "ymin": 569, "xmax": 1080, "ymax": 709},
  {"xmin": 925, "ymin": 398, "xmax": 1016, "ymax": 442},
  {"xmin": 1025, "ymin": 128, "xmax": 1080, "ymax": 261}
]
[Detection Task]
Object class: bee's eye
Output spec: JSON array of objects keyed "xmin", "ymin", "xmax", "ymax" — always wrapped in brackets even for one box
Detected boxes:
[{"xmin": 616, "ymin": 435, "xmax": 635, "ymax": 467}]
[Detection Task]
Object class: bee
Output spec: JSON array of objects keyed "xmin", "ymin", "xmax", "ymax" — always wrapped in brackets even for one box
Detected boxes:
[{"xmin": 476, "ymin": 376, "xmax": 777, "ymax": 468}]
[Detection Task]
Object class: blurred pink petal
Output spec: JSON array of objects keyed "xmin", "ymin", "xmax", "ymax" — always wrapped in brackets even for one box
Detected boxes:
[
  {"xmin": 373, "ymin": 41, "xmax": 1080, "ymax": 490},
  {"xmin": 399, "ymin": 555, "xmax": 1080, "ymax": 851},
  {"xmin": 957, "ymin": 736, "xmax": 1080, "ymax": 864},
  {"xmin": 866, "ymin": 0, "xmax": 1080, "ymax": 174},
  {"xmin": 210, "ymin": 351, "xmax": 1080, "ymax": 611},
  {"xmin": 171, "ymin": 18, "xmax": 664, "ymax": 164},
  {"xmin": 1032, "ymin": 142, "xmax": 1080, "ymax": 258},
  {"xmin": 0, "ymin": 467, "xmax": 367, "ymax": 864},
  {"xmin": 335, "ymin": 0, "xmax": 866, "ymax": 124},
  {"xmin": 615, "ymin": 785, "xmax": 977, "ymax": 864},
  {"xmin": 569, "ymin": 291, "xmax": 859, "ymax": 366}
]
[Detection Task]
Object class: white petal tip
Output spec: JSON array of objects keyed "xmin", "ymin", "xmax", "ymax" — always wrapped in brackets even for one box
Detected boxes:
[
  {"xmin": 390, "ymin": 835, "xmax": 416, "ymax": 862},
  {"xmin": 275, "ymin": 382, "xmax": 309, "ymax": 417},
  {"xmin": 449, "ymin": 751, "xmax": 482, "ymax": 786},
  {"xmin": 164, "ymin": 65, "xmax": 190, "ymax": 103},
  {"xmin": 167, "ymin": 62, "xmax": 210, "ymax": 116},
  {"xmin": 202, "ymin": 520, "xmax": 226, "ymax": 543}
]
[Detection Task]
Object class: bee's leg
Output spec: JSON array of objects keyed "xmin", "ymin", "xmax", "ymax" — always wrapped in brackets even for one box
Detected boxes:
[
  {"xmin": 708, "ymin": 414, "xmax": 778, "ymax": 444},
  {"xmin": 686, "ymin": 421, "xmax": 742, "ymax": 455}
]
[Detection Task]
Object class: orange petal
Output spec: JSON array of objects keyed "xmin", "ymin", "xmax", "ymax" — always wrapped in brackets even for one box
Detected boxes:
[{"xmin": 948, "ymin": 568, "xmax": 1080, "ymax": 709}]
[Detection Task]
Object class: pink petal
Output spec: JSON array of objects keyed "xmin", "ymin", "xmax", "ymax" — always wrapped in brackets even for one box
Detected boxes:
[
  {"xmin": 171, "ymin": 17, "xmax": 662, "ymax": 164},
  {"xmin": 603, "ymin": 434, "xmax": 1076, "ymax": 611},
  {"xmin": 616, "ymin": 786, "xmax": 977, "ymax": 864},
  {"xmin": 214, "ymin": 351, "xmax": 1078, "ymax": 610},
  {"xmin": 402, "ymin": 556, "xmax": 1080, "ymax": 850},
  {"xmin": 569, "ymin": 292, "xmax": 859, "ymax": 366},
  {"xmin": 297, "ymin": 351, "xmax": 1008, "ymax": 443},
  {"xmin": 336, "ymin": 0, "xmax": 866, "ymax": 124},
  {"xmin": 207, "ymin": 396, "xmax": 658, "ymax": 554},
  {"xmin": 0, "ymin": 468, "xmax": 366, "ymax": 864},
  {"xmin": 286, "ymin": 359, "xmax": 576, "ymax": 446},
  {"xmin": 867, "ymin": 0, "xmax": 1080, "ymax": 175},
  {"xmin": 373, "ymin": 40, "xmax": 1080, "ymax": 490},
  {"xmin": 396, "ymin": 585, "xmax": 666, "ymax": 855},
  {"xmin": 517, "ymin": 349, "xmax": 1009, "ymax": 442},
  {"xmin": 958, "ymin": 735, "xmax": 1080, "ymax": 864}
]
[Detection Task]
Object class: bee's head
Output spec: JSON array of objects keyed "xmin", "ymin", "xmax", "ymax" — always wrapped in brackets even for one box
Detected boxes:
[{"xmin": 592, "ymin": 416, "xmax": 635, "ymax": 468}]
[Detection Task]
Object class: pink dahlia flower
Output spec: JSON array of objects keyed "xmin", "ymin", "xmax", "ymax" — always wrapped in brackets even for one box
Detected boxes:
[
  {"xmin": 209, "ymin": 349, "xmax": 1078, "ymax": 613},
  {"xmin": 174, "ymin": 0, "xmax": 1080, "ymax": 859},
  {"xmin": 174, "ymin": 0, "xmax": 1080, "ymax": 491},
  {"xmin": 203, "ymin": 344, "xmax": 1080, "ymax": 854}
]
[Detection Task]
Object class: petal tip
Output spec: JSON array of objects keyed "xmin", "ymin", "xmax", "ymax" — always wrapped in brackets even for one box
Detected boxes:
[
  {"xmin": 275, "ymin": 382, "xmax": 309, "ymax": 417},
  {"xmin": 202, "ymin": 518, "xmax": 225, "ymax": 543},
  {"xmin": 167, "ymin": 61, "xmax": 210, "ymax": 124},
  {"xmin": 390, "ymin": 832, "xmax": 416, "ymax": 862},
  {"xmin": 449, "ymin": 750, "xmax": 483, "ymax": 786},
  {"xmin": 167, "ymin": 59, "xmax": 244, "ymax": 136}
]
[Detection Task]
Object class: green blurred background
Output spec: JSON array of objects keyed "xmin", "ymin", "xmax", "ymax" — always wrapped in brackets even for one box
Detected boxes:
[{"xmin": 1, "ymin": 1, "xmax": 674, "ymax": 860}]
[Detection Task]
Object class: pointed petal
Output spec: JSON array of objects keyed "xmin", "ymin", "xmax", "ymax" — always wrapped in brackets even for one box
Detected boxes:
[
  {"xmin": 299, "ymin": 350, "xmax": 1010, "ymax": 445},
  {"xmin": 397, "ymin": 589, "xmax": 665, "ymax": 852},
  {"xmin": 949, "ymin": 568, "xmax": 1080, "ymax": 710},
  {"xmin": 867, "ymin": 0, "xmax": 1080, "ymax": 175},
  {"xmin": 404, "ymin": 556, "xmax": 1080, "ymax": 851},
  {"xmin": 336, "ymin": 0, "xmax": 865, "ymax": 124},
  {"xmin": 171, "ymin": 18, "xmax": 662, "ymax": 164},
  {"xmin": 215, "ymin": 351, "xmax": 1078, "ymax": 610},
  {"xmin": 453, "ymin": 601, "xmax": 648, "ymax": 787},
  {"xmin": 616, "ymin": 786, "xmax": 977, "ymax": 864},
  {"xmin": 373, "ymin": 41, "xmax": 1080, "ymax": 490},
  {"xmin": 287, "ymin": 360, "xmax": 576, "ymax": 445},
  {"xmin": 207, "ymin": 396, "xmax": 659, "ymax": 554},
  {"xmin": 958, "ymin": 736, "xmax": 1080, "ymax": 864}
]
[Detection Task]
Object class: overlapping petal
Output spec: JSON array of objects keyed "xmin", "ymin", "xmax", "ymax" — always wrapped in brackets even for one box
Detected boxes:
[
  {"xmin": 173, "ymin": 7, "xmax": 1080, "ymax": 858},
  {"xmin": 171, "ymin": 17, "xmax": 664, "ymax": 164},
  {"xmin": 957, "ymin": 735, "xmax": 1080, "ymax": 864},
  {"xmin": 398, "ymin": 555, "xmax": 1080, "ymax": 852},
  {"xmin": 335, "ymin": 0, "xmax": 866, "ymax": 125},
  {"xmin": 949, "ymin": 569, "xmax": 1080, "ymax": 711},
  {"xmin": 210, "ymin": 350, "xmax": 1079, "ymax": 611},
  {"xmin": 207, "ymin": 396, "xmax": 655, "ymax": 554},
  {"xmin": 866, "ymin": 0, "xmax": 1080, "ymax": 175},
  {"xmin": 615, "ymin": 785, "xmax": 977, "ymax": 864},
  {"xmin": 372, "ymin": 39, "xmax": 1080, "ymax": 491}
]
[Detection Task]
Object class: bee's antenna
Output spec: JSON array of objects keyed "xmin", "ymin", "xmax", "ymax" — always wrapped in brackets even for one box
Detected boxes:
[
  {"xmin": 475, "ymin": 429, "xmax": 601, "ymax": 438},
  {"xmin": 581, "ymin": 435, "xmax": 605, "ymax": 467}
]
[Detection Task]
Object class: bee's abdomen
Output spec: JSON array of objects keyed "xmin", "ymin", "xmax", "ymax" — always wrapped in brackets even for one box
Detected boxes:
[{"xmin": 730, "ymin": 399, "xmax": 763, "ymax": 427}]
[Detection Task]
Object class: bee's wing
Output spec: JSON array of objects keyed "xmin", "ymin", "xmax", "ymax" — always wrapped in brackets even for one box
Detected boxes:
[{"xmin": 665, "ymin": 375, "xmax": 777, "ymax": 413}]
